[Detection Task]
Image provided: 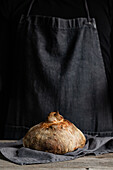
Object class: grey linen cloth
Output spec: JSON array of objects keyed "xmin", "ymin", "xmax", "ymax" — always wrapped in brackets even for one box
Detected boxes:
[{"xmin": 0, "ymin": 134, "xmax": 113, "ymax": 165}]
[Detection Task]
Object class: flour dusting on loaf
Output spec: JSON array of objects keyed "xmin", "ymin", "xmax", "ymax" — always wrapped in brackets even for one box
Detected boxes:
[{"xmin": 23, "ymin": 111, "xmax": 86, "ymax": 154}]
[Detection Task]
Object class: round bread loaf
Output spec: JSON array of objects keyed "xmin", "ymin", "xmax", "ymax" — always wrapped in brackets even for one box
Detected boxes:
[{"xmin": 23, "ymin": 111, "xmax": 86, "ymax": 154}]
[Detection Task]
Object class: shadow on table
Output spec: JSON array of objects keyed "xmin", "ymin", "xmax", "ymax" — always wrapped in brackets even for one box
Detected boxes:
[{"xmin": 0, "ymin": 152, "xmax": 11, "ymax": 162}]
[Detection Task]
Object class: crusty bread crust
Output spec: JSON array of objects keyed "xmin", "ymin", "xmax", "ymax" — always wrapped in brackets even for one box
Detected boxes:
[{"xmin": 23, "ymin": 111, "xmax": 86, "ymax": 154}]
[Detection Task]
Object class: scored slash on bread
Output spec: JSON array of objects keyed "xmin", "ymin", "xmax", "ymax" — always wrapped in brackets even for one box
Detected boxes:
[{"xmin": 23, "ymin": 111, "xmax": 86, "ymax": 154}]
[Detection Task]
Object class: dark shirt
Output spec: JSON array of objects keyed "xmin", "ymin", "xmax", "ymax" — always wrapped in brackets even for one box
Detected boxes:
[{"xmin": 0, "ymin": 0, "xmax": 113, "ymax": 138}]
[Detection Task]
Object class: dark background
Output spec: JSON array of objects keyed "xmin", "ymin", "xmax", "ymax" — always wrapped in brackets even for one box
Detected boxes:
[{"xmin": 0, "ymin": 0, "xmax": 113, "ymax": 139}]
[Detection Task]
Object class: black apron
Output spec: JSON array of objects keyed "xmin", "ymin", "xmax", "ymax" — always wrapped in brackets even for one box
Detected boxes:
[{"xmin": 4, "ymin": 0, "xmax": 113, "ymax": 139}]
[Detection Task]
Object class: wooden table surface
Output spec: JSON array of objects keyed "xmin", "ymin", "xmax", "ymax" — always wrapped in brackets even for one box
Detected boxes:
[{"xmin": 0, "ymin": 140, "xmax": 113, "ymax": 170}]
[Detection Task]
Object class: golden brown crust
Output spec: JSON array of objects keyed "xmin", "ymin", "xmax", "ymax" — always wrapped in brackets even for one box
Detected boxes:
[{"xmin": 23, "ymin": 111, "xmax": 86, "ymax": 154}]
